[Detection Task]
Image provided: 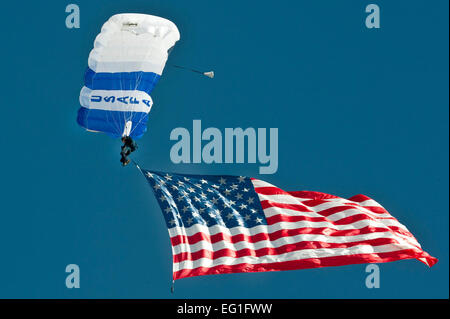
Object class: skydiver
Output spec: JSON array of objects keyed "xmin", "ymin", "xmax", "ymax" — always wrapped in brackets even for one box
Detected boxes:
[{"xmin": 120, "ymin": 136, "xmax": 138, "ymax": 166}]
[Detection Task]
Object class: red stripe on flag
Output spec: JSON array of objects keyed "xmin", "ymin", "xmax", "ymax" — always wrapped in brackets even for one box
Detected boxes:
[
  {"xmin": 265, "ymin": 213, "xmax": 395, "ymax": 226},
  {"xmin": 348, "ymin": 194, "xmax": 373, "ymax": 202},
  {"xmin": 173, "ymin": 249, "xmax": 438, "ymax": 280},
  {"xmin": 287, "ymin": 191, "xmax": 341, "ymax": 200},
  {"xmin": 169, "ymin": 225, "xmax": 412, "ymax": 248},
  {"xmin": 259, "ymin": 200, "xmax": 312, "ymax": 212},
  {"xmin": 173, "ymin": 237, "xmax": 403, "ymax": 263}
]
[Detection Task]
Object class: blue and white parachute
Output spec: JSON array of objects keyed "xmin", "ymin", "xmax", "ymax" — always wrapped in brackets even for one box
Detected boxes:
[{"xmin": 77, "ymin": 14, "xmax": 180, "ymax": 138}]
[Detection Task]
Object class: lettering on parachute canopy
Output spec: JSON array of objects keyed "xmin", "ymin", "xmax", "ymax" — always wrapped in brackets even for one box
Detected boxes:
[{"xmin": 90, "ymin": 95, "xmax": 152, "ymax": 106}]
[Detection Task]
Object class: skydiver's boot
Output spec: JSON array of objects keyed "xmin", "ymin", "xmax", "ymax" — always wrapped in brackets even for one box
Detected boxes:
[{"xmin": 120, "ymin": 155, "xmax": 129, "ymax": 166}]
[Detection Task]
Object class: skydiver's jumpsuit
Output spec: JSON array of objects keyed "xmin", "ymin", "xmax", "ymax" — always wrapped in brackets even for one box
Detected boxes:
[{"xmin": 120, "ymin": 136, "xmax": 138, "ymax": 165}]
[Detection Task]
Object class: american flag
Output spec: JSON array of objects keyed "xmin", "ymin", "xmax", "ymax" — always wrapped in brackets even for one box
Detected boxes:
[{"xmin": 142, "ymin": 169, "xmax": 437, "ymax": 280}]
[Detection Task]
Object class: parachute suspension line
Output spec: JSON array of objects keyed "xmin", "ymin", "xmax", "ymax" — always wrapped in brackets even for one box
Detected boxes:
[
  {"xmin": 120, "ymin": 30, "xmax": 130, "ymax": 137},
  {"xmin": 171, "ymin": 64, "xmax": 214, "ymax": 78},
  {"xmin": 118, "ymin": 30, "xmax": 124, "ymax": 137},
  {"xmin": 128, "ymin": 47, "xmax": 153, "ymax": 137}
]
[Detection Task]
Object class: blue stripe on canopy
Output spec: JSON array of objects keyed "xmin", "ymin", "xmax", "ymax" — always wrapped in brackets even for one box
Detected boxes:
[
  {"xmin": 77, "ymin": 107, "xmax": 149, "ymax": 138},
  {"xmin": 84, "ymin": 68, "xmax": 161, "ymax": 93}
]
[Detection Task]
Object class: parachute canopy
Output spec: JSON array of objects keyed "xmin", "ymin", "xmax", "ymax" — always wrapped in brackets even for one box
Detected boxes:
[{"xmin": 77, "ymin": 13, "xmax": 180, "ymax": 138}]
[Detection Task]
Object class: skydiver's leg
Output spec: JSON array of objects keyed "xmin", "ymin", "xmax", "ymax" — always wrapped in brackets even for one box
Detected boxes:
[
  {"xmin": 120, "ymin": 146, "xmax": 132, "ymax": 166},
  {"xmin": 122, "ymin": 153, "xmax": 130, "ymax": 166},
  {"xmin": 121, "ymin": 146, "xmax": 130, "ymax": 157},
  {"xmin": 120, "ymin": 147, "xmax": 128, "ymax": 164},
  {"xmin": 121, "ymin": 155, "xmax": 130, "ymax": 166}
]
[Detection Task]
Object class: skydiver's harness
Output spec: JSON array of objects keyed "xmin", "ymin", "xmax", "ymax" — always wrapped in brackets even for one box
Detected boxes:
[
  {"xmin": 120, "ymin": 138, "xmax": 138, "ymax": 165},
  {"xmin": 121, "ymin": 135, "xmax": 138, "ymax": 164},
  {"xmin": 121, "ymin": 137, "xmax": 138, "ymax": 154}
]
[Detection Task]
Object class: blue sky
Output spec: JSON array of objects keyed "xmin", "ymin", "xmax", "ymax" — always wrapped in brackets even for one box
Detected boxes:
[{"xmin": 0, "ymin": 0, "xmax": 448, "ymax": 298}]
